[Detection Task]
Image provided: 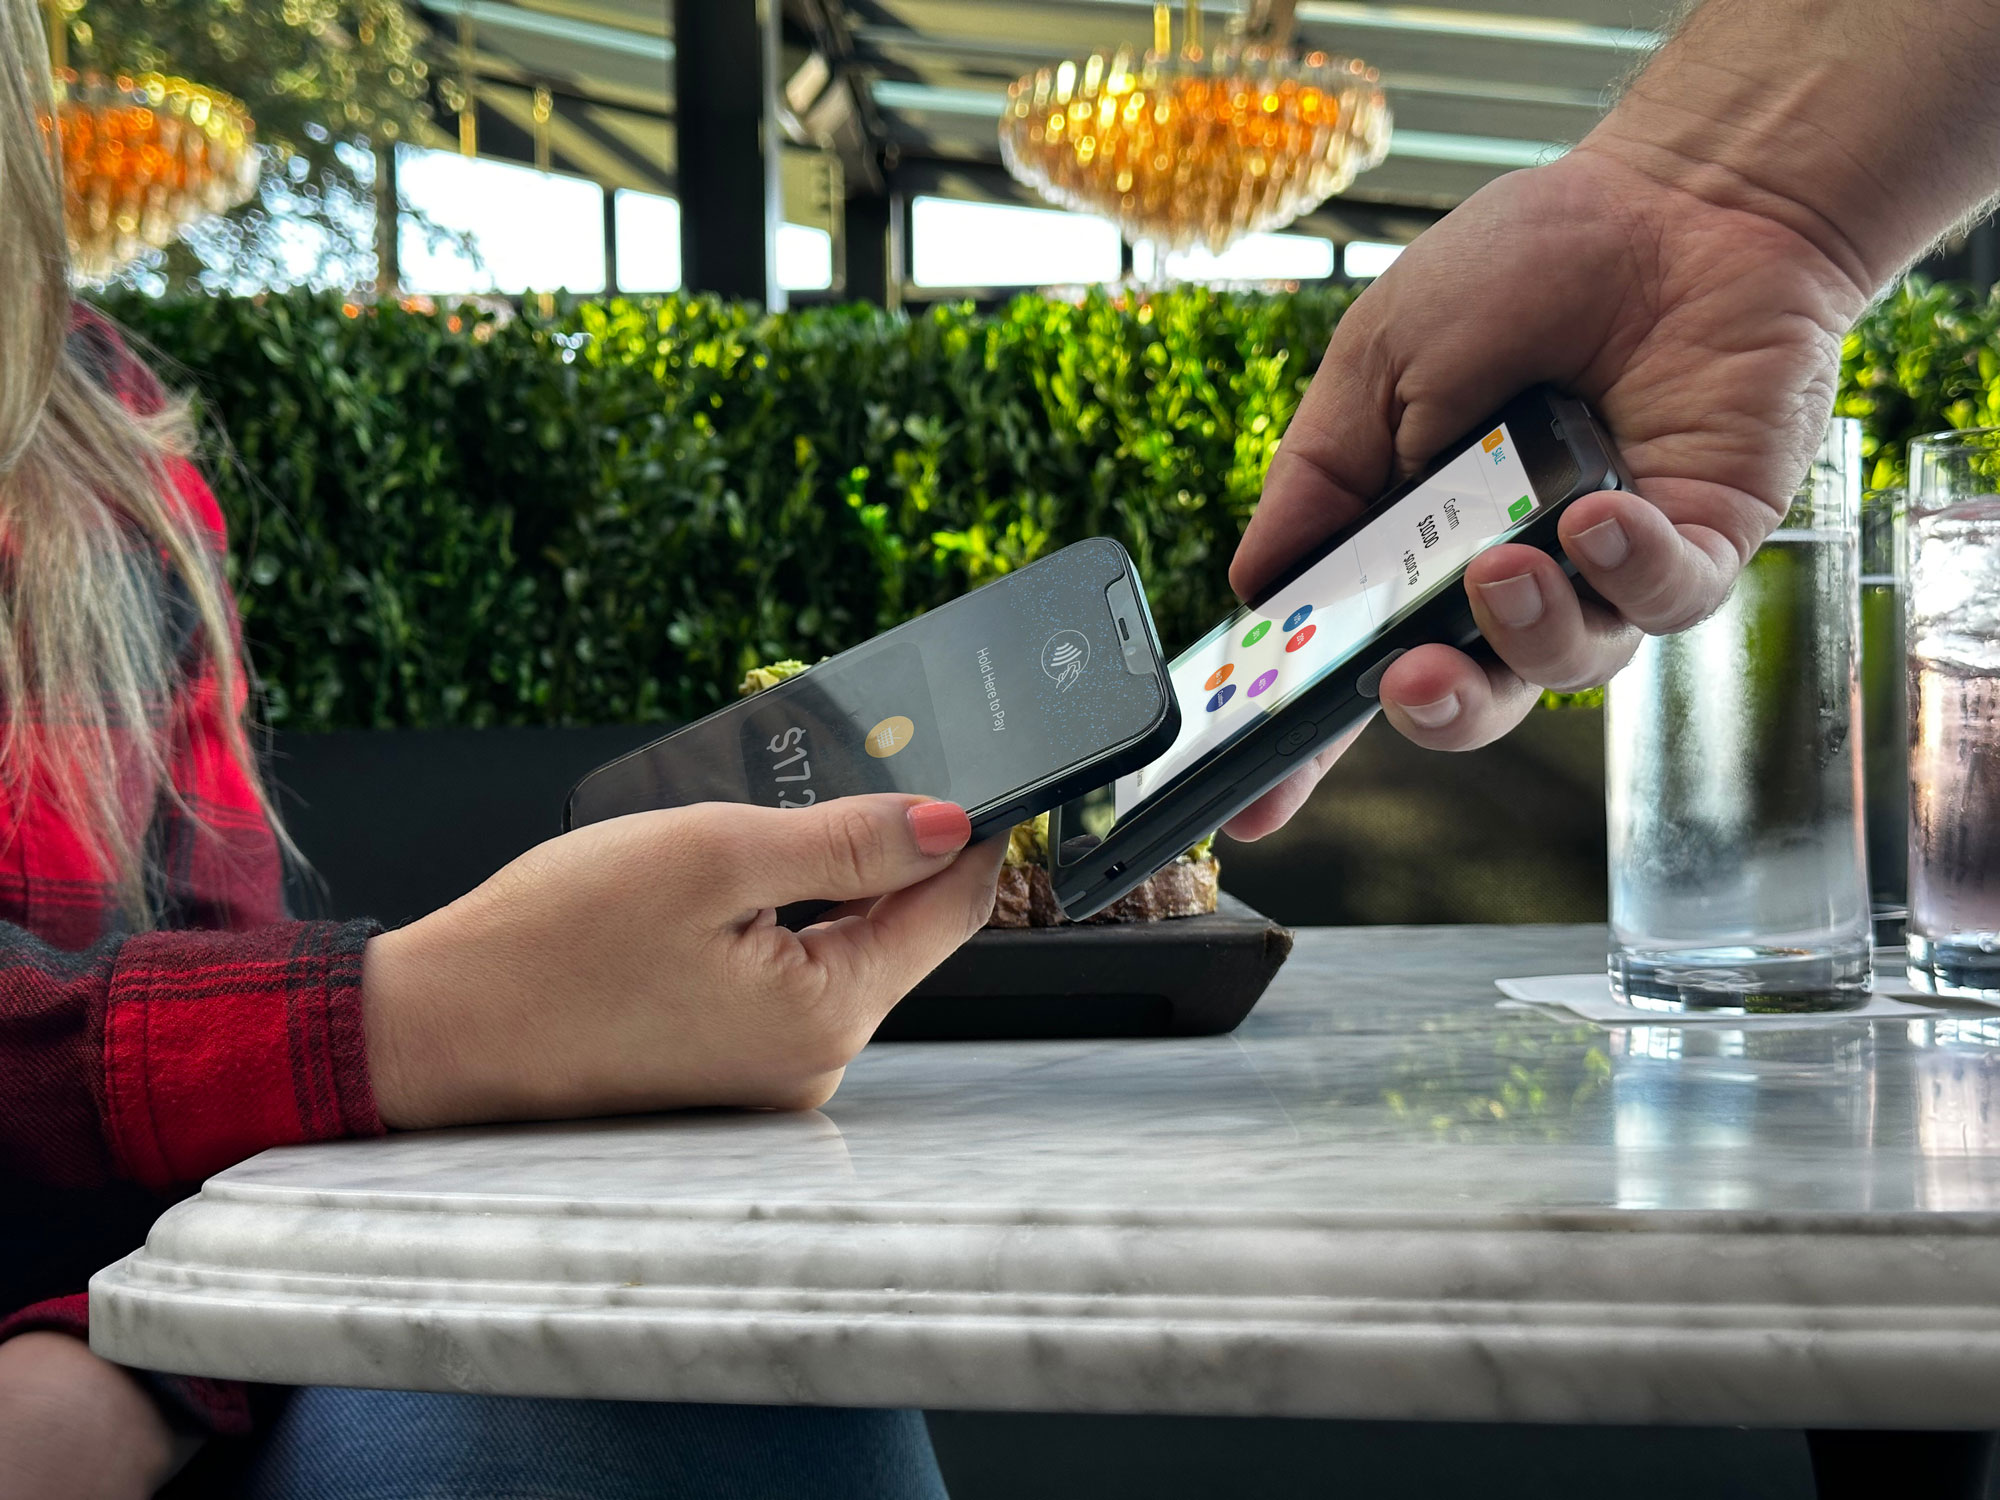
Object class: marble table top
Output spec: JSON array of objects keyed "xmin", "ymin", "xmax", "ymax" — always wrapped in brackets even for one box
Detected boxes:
[{"xmin": 92, "ymin": 925, "xmax": 2000, "ymax": 1427}]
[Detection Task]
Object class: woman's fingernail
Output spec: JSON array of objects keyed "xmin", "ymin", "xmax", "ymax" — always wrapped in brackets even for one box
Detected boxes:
[
  {"xmin": 908, "ymin": 801, "xmax": 972, "ymax": 857},
  {"xmin": 1477, "ymin": 572, "xmax": 1544, "ymax": 629},
  {"xmin": 1572, "ymin": 517, "xmax": 1631, "ymax": 570},
  {"xmin": 1401, "ymin": 692, "xmax": 1461, "ymax": 729}
]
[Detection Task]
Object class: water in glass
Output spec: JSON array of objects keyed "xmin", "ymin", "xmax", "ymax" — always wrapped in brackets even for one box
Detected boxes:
[
  {"xmin": 1607, "ymin": 532, "xmax": 1870, "ymax": 1009},
  {"xmin": 1605, "ymin": 420, "xmax": 1869, "ymax": 1012},
  {"xmin": 1907, "ymin": 495, "xmax": 2000, "ymax": 998}
]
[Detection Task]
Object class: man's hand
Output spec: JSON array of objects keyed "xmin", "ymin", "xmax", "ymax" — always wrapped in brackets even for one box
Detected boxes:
[
  {"xmin": 1223, "ymin": 0, "xmax": 2000, "ymax": 843},
  {"xmin": 362, "ymin": 795, "xmax": 1005, "ymax": 1127},
  {"xmin": 1222, "ymin": 144, "xmax": 1870, "ymax": 841}
]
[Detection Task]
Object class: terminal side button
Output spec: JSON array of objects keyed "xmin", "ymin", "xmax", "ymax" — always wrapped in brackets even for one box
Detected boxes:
[
  {"xmin": 1355, "ymin": 649, "xmax": 1407, "ymax": 700},
  {"xmin": 1277, "ymin": 722, "xmax": 1319, "ymax": 757}
]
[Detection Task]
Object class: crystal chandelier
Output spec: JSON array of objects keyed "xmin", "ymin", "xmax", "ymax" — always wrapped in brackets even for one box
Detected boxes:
[
  {"xmin": 41, "ymin": 4, "xmax": 259, "ymax": 280},
  {"xmin": 999, "ymin": 1, "xmax": 1389, "ymax": 265}
]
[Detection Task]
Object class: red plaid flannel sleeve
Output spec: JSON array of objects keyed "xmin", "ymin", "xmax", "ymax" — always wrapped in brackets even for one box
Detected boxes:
[
  {"xmin": 0, "ymin": 896, "xmax": 382, "ymax": 1194},
  {"xmin": 104, "ymin": 920, "xmax": 383, "ymax": 1188}
]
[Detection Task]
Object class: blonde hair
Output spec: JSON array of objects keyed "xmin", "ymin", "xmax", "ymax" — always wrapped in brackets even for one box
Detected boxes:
[{"xmin": 0, "ymin": 0, "xmax": 269, "ymax": 925}]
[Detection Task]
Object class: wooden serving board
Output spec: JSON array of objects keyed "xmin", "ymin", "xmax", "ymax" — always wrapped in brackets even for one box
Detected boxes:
[{"xmin": 876, "ymin": 893, "xmax": 1294, "ymax": 1041}]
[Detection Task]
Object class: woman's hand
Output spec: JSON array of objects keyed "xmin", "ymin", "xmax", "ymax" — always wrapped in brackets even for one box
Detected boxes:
[
  {"xmin": 361, "ymin": 795, "xmax": 1004, "ymax": 1128},
  {"xmin": 0, "ymin": 1333, "xmax": 191, "ymax": 1500}
]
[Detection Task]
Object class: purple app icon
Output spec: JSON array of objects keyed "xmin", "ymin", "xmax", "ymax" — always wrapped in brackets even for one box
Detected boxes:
[
  {"xmin": 1283, "ymin": 604, "xmax": 1313, "ymax": 633},
  {"xmin": 1247, "ymin": 669, "xmax": 1279, "ymax": 698},
  {"xmin": 1206, "ymin": 684, "xmax": 1237, "ymax": 712}
]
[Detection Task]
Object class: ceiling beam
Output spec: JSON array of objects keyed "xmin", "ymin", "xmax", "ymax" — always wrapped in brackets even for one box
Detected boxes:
[
  {"xmin": 1066, "ymin": 0, "xmax": 1663, "ymax": 51},
  {"xmin": 1293, "ymin": 1, "xmax": 1657, "ymax": 51},
  {"xmin": 450, "ymin": 50, "xmax": 673, "ymax": 118},
  {"xmin": 417, "ymin": 0, "xmax": 673, "ymax": 64},
  {"xmin": 866, "ymin": 78, "xmax": 1567, "ymax": 170},
  {"xmin": 851, "ymin": 27, "xmax": 1606, "ymax": 114}
]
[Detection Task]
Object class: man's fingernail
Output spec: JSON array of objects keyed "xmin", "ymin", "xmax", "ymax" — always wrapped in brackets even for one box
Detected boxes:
[
  {"xmin": 908, "ymin": 801, "xmax": 972, "ymax": 856},
  {"xmin": 1572, "ymin": 517, "xmax": 1631, "ymax": 570},
  {"xmin": 1477, "ymin": 572, "xmax": 1544, "ymax": 629},
  {"xmin": 1402, "ymin": 693, "xmax": 1461, "ymax": 729}
]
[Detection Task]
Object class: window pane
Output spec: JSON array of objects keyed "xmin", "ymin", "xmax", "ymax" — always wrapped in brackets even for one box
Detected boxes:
[
  {"xmin": 1132, "ymin": 232, "xmax": 1336, "ymax": 284},
  {"xmin": 910, "ymin": 196, "xmax": 1122, "ymax": 288},
  {"xmin": 614, "ymin": 190, "xmax": 682, "ymax": 293},
  {"xmin": 615, "ymin": 198, "xmax": 830, "ymax": 294},
  {"xmin": 1343, "ymin": 240, "xmax": 1405, "ymax": 279},
  {"xmin": 777, "ymin": 223, "xmax": 834, "ymax": 292},
  {"xmin": 399, "ymin": 148, "xmax": 606, "ymax": 295}
]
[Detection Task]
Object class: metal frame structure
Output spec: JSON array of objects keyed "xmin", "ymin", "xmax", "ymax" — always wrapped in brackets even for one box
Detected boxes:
[{"xmin": 402, "ymin": 0, "xmax": 1683, "ymax": 304}]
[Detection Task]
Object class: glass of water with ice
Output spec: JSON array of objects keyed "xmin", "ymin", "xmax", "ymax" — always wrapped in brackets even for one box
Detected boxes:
[
  {"xmin": 1604, "ymin": 418, "xmax": 1870, "ymax": 1012},
  {"xmin": 1905, "ymin": 431, "xmax": 2000, "ymax": 1000}
]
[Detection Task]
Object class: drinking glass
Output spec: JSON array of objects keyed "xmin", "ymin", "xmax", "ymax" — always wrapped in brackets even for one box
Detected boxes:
[
  {"xmin": 1605, "ymin": 418, "xmax": 1869, "ymax": 1012},
  {"xmin": 1904, "ymin": 430, "xmax": 2000, "ymax": 1000}
]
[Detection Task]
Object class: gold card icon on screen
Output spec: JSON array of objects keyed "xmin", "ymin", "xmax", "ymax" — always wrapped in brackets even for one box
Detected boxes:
[{"xmin": 865, "ymin": 715, "xmax": 915, "ymax": 758}]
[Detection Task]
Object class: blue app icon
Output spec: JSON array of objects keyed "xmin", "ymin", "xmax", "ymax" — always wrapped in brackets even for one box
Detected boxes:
[
  {"xmin": 1283, "ymin": 604, "xmax": 1313, "ymax": 633},
  {"xmin": 1206, "ymin": 684, "xmax": 1236, "ymax": 712}
]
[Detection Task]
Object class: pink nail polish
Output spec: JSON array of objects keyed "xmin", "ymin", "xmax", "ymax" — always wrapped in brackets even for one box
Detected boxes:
[{"xmin": 908, "ymin": 801, "xmax": 972, "ymax": 856}]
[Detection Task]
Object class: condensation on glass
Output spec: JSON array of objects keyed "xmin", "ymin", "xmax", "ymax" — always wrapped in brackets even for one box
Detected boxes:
[
  {"xmin": 1903, "ymin": 430, "xmax": 2000, "ymax": 1001},
  {"xmin": 1605, "ymin": 418, "xmax": 1870, "ymax": 1013}
]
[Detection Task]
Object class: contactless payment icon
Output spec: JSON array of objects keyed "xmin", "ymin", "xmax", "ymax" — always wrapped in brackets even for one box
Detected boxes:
[
  {"xmin": 1241, "ymin": 620, "xmax": 1271, "ymax": 648},
  {"xmin": 1206, "ymin": 684, "xmax": 1237, "ymax": 712},
  {"xmin": 1204, "ymin": 663, "xmax": 1234, "ymax": 691},
  {"xmin": 1283, "ymin": 604, "xmax": 1312, "ymax": 633},
  {"xmin": 864, "ymin": 715, "xmax": 915, "ymax": 758},
  {"xmin": 1285, "ymin": 624, "xmax": 1316, "ymax": 653},
  {"xmin": 1247, "ymin": 669, "xmax": 1278, "ymax": 698}
]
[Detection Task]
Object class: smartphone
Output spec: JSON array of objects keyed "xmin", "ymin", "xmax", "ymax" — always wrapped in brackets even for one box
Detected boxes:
[
  {"xmin": 565, "ymin": 538, "xmax": 1179, "ymax": 841},
  {"xmin": 1048, "ymin": 387, "xmax": 1631, "ymax": 919}
]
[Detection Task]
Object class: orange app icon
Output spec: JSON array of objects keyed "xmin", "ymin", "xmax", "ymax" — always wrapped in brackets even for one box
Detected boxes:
[
  {"xmin": 1204, "ymin": 663, "xmax": 1235, "ymax": 691},
  {"xmin": 1481, "ymin": 428, "xmax": 1505, "ymax": 453},
  {"xmin": 865, "ymin": 715, "xmax": 915, "ymax": 758}
]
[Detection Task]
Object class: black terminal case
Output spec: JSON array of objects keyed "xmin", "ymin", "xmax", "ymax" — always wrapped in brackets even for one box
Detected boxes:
[
  {"xmin": 1049, "ymin": 388, "xmax": 1632, "ymax": 920},
  {"xmin": 564, "ymin": 538, "xmax": 1181, "ymax": 844}
]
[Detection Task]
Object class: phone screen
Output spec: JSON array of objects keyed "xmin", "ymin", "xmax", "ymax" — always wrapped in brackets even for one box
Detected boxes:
[
  {"xmin": 1110, "ymin": 420, "xmax": 1538, "ymax": 823},
  {"xmin": 568, "ymin": 541, "xmax": 1168, "ymax": 825}
]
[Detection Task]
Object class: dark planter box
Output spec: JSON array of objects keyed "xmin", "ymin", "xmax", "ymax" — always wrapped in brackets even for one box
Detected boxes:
[
  {"xmin": 1217, "ymin": 705, "xmax": 1608, "ymax": 927},
  {"xmin": 270, "ymin": 708, "xmax": 1610, "ymax": 929},
  {"xmin": 270, "ymin": 724, "xmax": 671, "ymax": 924}
]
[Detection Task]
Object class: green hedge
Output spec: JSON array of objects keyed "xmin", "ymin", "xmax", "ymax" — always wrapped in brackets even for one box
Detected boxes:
[
  {"xmin": 107, "ymin": 287, "xmax": 1353, "ymax": 729},
  {"xmin": 1838, "ymin": 276, "xmax": 2000, "ymax": 488},
  {"xmin": 101, "ymin": 275, "xmax": 1998, "ymax": 732}
]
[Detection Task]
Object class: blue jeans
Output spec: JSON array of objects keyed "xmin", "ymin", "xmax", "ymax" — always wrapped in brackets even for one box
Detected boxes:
[{"xmin": 240, "ymin": 1387, "xmax": 949, "ymax": 1500}]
